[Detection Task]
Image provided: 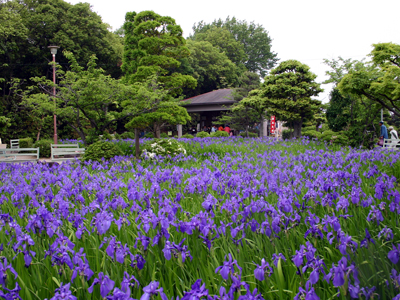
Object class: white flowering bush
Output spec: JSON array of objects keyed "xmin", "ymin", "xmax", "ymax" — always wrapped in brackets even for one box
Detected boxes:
[{"xmin": 142, "ymin": 138, "xmax": 186, "ymax": 159}]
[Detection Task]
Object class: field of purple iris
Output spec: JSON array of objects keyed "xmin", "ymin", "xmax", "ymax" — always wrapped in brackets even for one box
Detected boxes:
[{"xmin": 0, "ymin": 137, "xmax": 400, "ymax": 300}]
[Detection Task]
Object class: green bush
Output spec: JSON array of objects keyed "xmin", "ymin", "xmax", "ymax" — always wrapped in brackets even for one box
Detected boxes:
[
  {"xmin": 142, "ymin": 138, "xmax": 186, "ymax": 159},
  {"xmin": 34, "ymin": 139, "xmax": 53, "ymax": 158},
  {"xmin": 196, "ymin": 131, "xmax": 210, "ymax": 138},
  {"xmin": 101, "ymin": 132, "xmax": 113, "ymax": 141},
  {"xmin": 82, "ymin": 141, "xmax": 123, "ymax": 162},
  {"xmin": 210, "ymin": 131, "xmax": 229, "ymax": 137},
  {"xmin": 120, "ymin": 132, "xmax": 136, "ymax": 139},
  {"xmin": 320, "ymin": 130, "xmax": 348, "ymax": 145},
  {"xmin": 239, "ymin": 132, "xmax": 258, "ymax": 138},
  {"xmin": 160, "ymin": 133, "xmax": 169, "ymax": 138},
  {"xmin": 144, "ymin": 132, "xmax": 154, "ymax": 138},
  {"xmin": 181, "ymin": 133, "xmax": 194, "ymax": 138},
  {"xmin": 302, "ymin": 130, "xmax": 322, "ymax": 139},
  {"xmin": 19, "ymin": 137, "xmax": 33, "ymax": 148},
  {"xmin": 282, "ymin": 129, "xmax": 293, "ymax": 140}
]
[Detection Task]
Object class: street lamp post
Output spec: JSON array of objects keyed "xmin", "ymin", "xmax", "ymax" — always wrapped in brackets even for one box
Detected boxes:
[{"xmin": 48, "ymin": 45, "xmax": 59, "ymax": 144}]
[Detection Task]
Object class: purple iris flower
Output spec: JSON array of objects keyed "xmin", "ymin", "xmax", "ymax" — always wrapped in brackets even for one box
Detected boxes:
[
  {"xmin": 71, "ymin": 258, "xmax": 94, "ymax": 282},
  {"xmin": 105, "ymin": 288, "xmax": 134, "ymax": 300},
  {"xmin": 121, "ymin": 272, "xmax": 139, "ymax": 294},
  {"xmin": 130, "ymin": 254, "xmax": 146, "ymax": 270},
  {"xmin": 47, "ymin": 283, "xmax": 77, "ymax": 300},
  {"xmin": 0, "ymin": 282, "xmax": 22, "ymax": 300},
  {"xmin": 294, "ymin": 285, "xmax": 319, "ymax": 300},
  {"xmin": 272, "ymin": 253, "xmax": 286, "ymax": 267},
  {"xmin": 366, "ymin": 206, "xmax": 384, "ymax": 225},
  {"xmin": 254, "ymin": 258, "xmax": 273, "ymax": 281},
  {"xmin": 388, "ymin": 244, "xmax": 400, "ymax": 264},
  {"xmin": 325, "ymin": 257, "xmax": 359, "ymax": 288},
  {"xmin": 181, "ymin": 279, "xmax": 209, "ymax": 300},
  {"xmin": 215, "ymin": 254, "xmax": 242, "ymax": 280},
  {"xmin": 360, "ymin": 229, "xmax": 375, "ymax": 248},
  {"xmin": 92, "ymin": 210, "xmax": 113, "ymax": 235},
  {"xmin": 88, "ymin": 272, "xmax": 115, "ymax": 298},
  {"xmin": 360, "ymin": 286, "xmax": 377, "ymax": 300},
  {"xmin": 378, "ymin": 226, "xmax": 394, "ymax": 241},
  {"xmin": 237, "ymin": 285, "xmax": 264, "ymax": 300},
  {"xmin": 0, "ymin": 258, "xmax": 18, "ymax": 286},
  {"xmin": 140, "ymin": 281, "xmax": 168, "ymax": 300}
]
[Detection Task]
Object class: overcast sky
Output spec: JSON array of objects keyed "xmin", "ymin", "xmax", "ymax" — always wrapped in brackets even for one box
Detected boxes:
[{"xmin": 68, "ymin": 0, "xmax": 400, "ymax": 103}]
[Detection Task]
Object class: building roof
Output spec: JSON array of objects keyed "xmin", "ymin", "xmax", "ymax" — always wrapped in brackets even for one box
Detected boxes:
[{"xmin": 183, "ymin": 89, "xmax": 235, "ymax": 106}]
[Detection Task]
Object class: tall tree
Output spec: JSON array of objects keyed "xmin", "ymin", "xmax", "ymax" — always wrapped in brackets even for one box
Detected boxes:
[
  {"xmin": 178, "ymin": 40, "xmax": 240, "ymax": 97},
  {"xmin": 339, "ymin": 43, "xmax": 400, "ymax": 117},
  {"xmin": 324, "ymin": 57, "xmax": 390, "ymax": 147},
  {"xmin": 191, "ymin": 16, "xmax": 278, "ymax": 77},
  {"xmin": 251, "ymin": 60, "xmax": 323, "ymax": 138},
  {"xmin": 24, "ymin": 52, "xmax": 136, "ymax": 144},
  {"xmin": 190, "ymin": 27, "xmax": 247, "ymax": 71},
  {"xmin": 122, "ymin": 10, "xmax": 196, "ymax": 138}
]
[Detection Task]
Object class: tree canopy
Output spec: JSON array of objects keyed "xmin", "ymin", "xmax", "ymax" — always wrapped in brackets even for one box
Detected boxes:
[
  {"xmin": 24, "ymin": 52, "xmax": 136, "ymax": 144},
  {"xmin": 191, "ymin": 16, "xmax": 278, "ymax": 77},
  {"xmin": 249, "ymin": 60, "xmax": 322, "ymax": 137},
  {"xmin": 338, "ymin": 43, "xmax": 400, "ymax": 117}
]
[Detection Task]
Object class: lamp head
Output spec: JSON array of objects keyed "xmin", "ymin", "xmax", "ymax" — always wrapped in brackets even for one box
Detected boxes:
[{"xmin": 48, "ymin": 45, "xmax": 60, "ymax": 55}]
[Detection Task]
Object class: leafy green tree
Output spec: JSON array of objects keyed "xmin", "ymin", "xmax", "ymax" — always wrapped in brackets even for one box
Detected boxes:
[
  {"xmin": 218, "ymin": 72, "xmax": 261, "ymax": 137},
  {"xmin": 339, "ymin": 43, "xmax": 400, "ymax": 117},
  {"xmin": 123, "ymin": 77, "xmax": 190, "ymax": 158},
  {"xmin": 324, "ymin": 56, "xmax": 390, "ymax": 147},
  {"xmin": 190, "ymin": 27, "xmax": 247, "ymax": 71},
  {"xmin": 122, "ymin": 10, "xmax": 196, "ymax": 138},
  {"xmin": 122, "ymin": 11, "xmax": 196, "ymax": 92},
  {"xmin": 252, "ymin": 60, "xmax": 323, "ymax": 138},
  {"xmin": 191, "ymin": 16, "xmax": 278, "ymax": 77},
  {"xmin": 326, "ymin": 89, "xmax": 351, "ymax": 132},
  {"xmin": 178, "ymin": 40, "xmax": 240, "ymax": 97},
  {"xmin": 24, "ymin": 52, "xmax": 136, "ymax": 145}
]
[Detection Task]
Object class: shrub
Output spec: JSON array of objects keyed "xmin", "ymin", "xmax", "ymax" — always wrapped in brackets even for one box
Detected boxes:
[
  {"xmin": 210, "ymin": 131, "xmax": 229, "ymax": 137},
  {"xmin": 239, "ymin": 132, "xmax": 258, "ymax": 138},
  {"xmin": 19, "ymin": 137, "xmax": 33, "ymax": 148},
  {"xmin": 82, "ymin": 141, "xmax": 123, "ymax": 162},
  {"xmin": 196, "ymin": 131, "xmax": 210, "ymax": 138},
  {"xmin": 101, "ymin": 132, "xmax": 113, "ymax": 141},
  {"xmin": 282, "ymin": 130, "xmax": 293, "ymax": 140},
  {"xmin": 144, "ymin": 132, "xmax": 154, "ymax": 138},
  {"xmin": 302, "ymin": 130, "xmax": 322, "ymax": 139},
  {"xmin": 34, "ymin": 139, "xmax": 53, "ymax": 158},
  {"xmin": 320, "ymin": 130, "xmax": 348, "ymax": 145},
  {"xmin": 142, "ymin": 138, "xmax": 186, "ymax": 159},
  {"xmin": 181, "ymin": 133, "xmax": 194, "ymax": 138},
  {"xmin": 120, "ymin": 132, "xmax": 135, "ymax": 139},
  {"xmin": 160, "ymin": 133, "xmax": 169, "ymax": 138}
]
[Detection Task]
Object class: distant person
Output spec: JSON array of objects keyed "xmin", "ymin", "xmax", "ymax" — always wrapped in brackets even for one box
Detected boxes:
[
  {"xmin": 377, "ymin": 121, "xmax": 388, "ymax": 147},
  {"xmin": 389, "ymin": 126, "xmax": 399, "ymax": 148},
  {"xmin": 218, "ymin": 125, "xmax": 224, "ymax": 131},
  {"xmin": 190, "ymin": 127, "xmax": 197, "ymax": 135},
  {"xmin": 224, "ymin": 125, "xmax": 230, "ymax": 134},
  {"xmin": 211, "ymin": 126, "xmax": 217, "ymax": 133}
]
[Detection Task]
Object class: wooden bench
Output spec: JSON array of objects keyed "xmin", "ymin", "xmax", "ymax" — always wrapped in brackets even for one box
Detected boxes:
[
  {"xmin": 383, "ymin": 139, "xmax": 400, "ymax": 150},
  {"xmin": 0, "ymin": 148, "xmax": 40, "ymax": 162},
  {"xmin": 51, "ymin": 144, "xmax": 85, "ymax": 161}
]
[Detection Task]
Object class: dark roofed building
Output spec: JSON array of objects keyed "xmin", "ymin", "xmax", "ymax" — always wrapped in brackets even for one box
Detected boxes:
[
  {"xmin": 183, "ymin": 89, "xmax": 235, "ymax": 113},
  {"xmin": 177, "ymin": 89, "xmax": 237, "ymax": 136}
]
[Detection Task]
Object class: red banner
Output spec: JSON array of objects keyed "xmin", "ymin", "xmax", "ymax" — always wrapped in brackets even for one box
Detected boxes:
[{"xmin": 270, "ymin": 116, "xmax": 276, "ymax": 134}]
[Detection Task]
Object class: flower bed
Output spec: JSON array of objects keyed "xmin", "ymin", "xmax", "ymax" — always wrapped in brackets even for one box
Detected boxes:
[{"xmin": 0, "ymin": 138, "xmax": 400, "ymax": 299}]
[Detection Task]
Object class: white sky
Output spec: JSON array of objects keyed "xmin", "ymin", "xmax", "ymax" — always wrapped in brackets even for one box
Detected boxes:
[{"xmin": 68, "ymin": 0, "xmax": 400, "ymax": 103}]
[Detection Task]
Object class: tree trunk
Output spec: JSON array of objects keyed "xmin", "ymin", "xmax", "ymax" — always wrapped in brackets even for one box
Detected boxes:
[
  {"xmin": 154, "ymin": 123, "xmax": 161, "ymax": 139},
  {"xmin": 135, "ymin": 128, "xmax": 140, "ymax": 159},
  {"xmin": 293, "ymin": 120, "xmax": 302, "ymax": 138}
]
